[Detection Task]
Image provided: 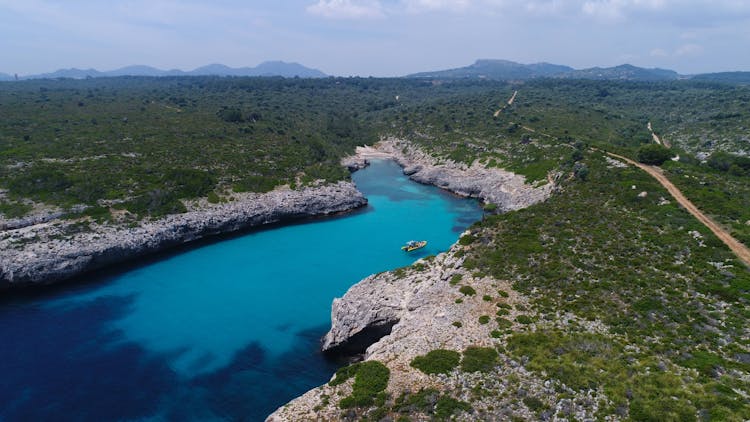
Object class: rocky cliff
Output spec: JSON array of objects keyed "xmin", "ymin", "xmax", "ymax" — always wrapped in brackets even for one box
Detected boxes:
[
  {"xmin": 268, "ymin": 244, "xmax": 602, "ymax": 421},
  {"xmin": 268, "ymin": 141, "xmax": 569, "ymax": 421},
  {"xmin": 342, "ymin": 138, "xmax": 554, "ymax": 212},
  {"xmin": 0, "ymin": 182, "xmax": 366, "ymax": 288}
]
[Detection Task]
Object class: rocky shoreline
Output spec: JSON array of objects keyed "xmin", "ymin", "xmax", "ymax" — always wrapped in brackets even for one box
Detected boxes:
[
  {"xmin": 268, "ymin": 140, "xmax": 559, "ymax": 421},
  {"xmin": 0, "ymin": 181, "xmax": 367, "ymax": 288},
  {"xmin": 343, "ymin": 138, "xmax": 554, "ymax": 212}
]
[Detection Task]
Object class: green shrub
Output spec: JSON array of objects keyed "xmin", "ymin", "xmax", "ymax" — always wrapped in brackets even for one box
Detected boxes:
[
  {"xmin": 449, "ymin": 273, "xmax": 463, "ymax": 285},
  {"xmin": 234, "ymin": 175, "xmax": 279, "ymax": 193},
  {"xmin": 207, "ymin": 191, "xmax": 221, "ymax": 203},
  {"xmin": 461, "ymin": 346, "xmax": 499, "ymax": 373},
  {"xmin": 516, "ymin": 315, "xmax": 535, "ymax": 325},
  {"xmin": 165, "ymin": 168, "xmax": 216, "ymax": 198},
  {"xmin": 126, "ymin": 189, "xmax": 186, "ymax": 217},
  {"xmin": 523, "ymin": 396, "xmax": 545, "ymax": 412},
  {"xmin": 479, "ymin": 315, "xmax": 490, "ymax": 324},
  {"xmin": 410, "ymin": 349, "xmax": 461, "ymax": 375},
  {"xmin": 498, "ymin": 290, "xmax": 509, "ymax": 298},
  {"xmin": 637, "ymin": 144, "xmax": 672, "ymax": 165},
  {"xmin": 458, "ymin": 234, "xmax": 476, "ymax": 245},
  {"xmin": 217, "ymin": 107, "xmax": 244, "ymax": 122},
  {"xmin": 329, "ymin": 363, "xmax": 360, "ymax": 386},
  {"xmin": 0, "ymin": 201, "xmax": 32, "ymax": 218},
  {"xmin": 496, "ymin": 318, "xmax": 512, "ymax": 329},
  {"xmin": 482, "ymin": 295, "xmax": 492, "ymax": 302},
  {"xmin": 435, "ymin": 396, "xmax": 471, "ymax": 419},
  {"xmin": 335, "ymin": 361, "xmax": 390, "ymax": 408},
  {"xmin": 453, "ymin": 321, "xmax": 462, "ymax": 328},
  {"xmin": 459, "ymin": 285, "xmax": 476, "ymax": 296},
  {"xmin": 707, "ymin": 151, "xmax": 750, "ymax": 174},
  {"xmin": 395, "ymin": 388, "xmax": 440, "ymax": 412},
  {"xmin": 680, "ymin": 350, "xmax": 725, "ymax": 377}
]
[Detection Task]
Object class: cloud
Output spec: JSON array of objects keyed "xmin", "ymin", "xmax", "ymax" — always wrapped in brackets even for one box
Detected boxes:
[
  {"xmin": 581, "ymin": 0, "xmax": 666, "ymax": 22},
  {"xmin": 307, "ymin": 0, "xmax": 385, "ymax": 19},
  {"xmin": 649, "ymin": 44, "xmax": 703, "ymax": 58},
  {"xmin": 675, "ymin": 43, "xmax": 703, "ymax": 56},
  {"xmin": 402, "ymin": 0, "xmax": 471, "ymax": 12},
  {"xmin": 305, "ymin": 0, "xmax": 750, "ymax": 25}
]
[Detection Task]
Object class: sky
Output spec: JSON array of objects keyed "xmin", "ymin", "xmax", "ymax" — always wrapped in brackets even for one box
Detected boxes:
[{"xmin": 1, "ymin": 0, "xmax": 749, "ymax": 76}]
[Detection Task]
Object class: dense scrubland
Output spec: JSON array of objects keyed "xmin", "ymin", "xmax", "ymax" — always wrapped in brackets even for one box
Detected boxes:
[{"xmin": 2, "ymin": 76, "xmax": 750, "ymax": 419}]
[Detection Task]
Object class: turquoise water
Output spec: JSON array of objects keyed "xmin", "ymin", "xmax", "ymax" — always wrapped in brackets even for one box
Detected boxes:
[{"xmin": 0, "ymin": 159, "xmax": 482, "ymax": 421}]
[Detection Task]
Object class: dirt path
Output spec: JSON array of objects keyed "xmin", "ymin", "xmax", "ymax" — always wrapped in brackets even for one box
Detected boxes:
[
  {"xmin": 606, "ymin": 151, "xmax": 750, "ymax": 266},
  {"xmin": 647, "ymin": 121, "xmax": 671, "ymax": 148},
  {"xmin": 151, "ymin": 100, "xmax": 183, "ymax": 113},
  {"xmin": 508, "ymin": 90, "xmax": 518, "ymax": 106},
  {"xmin": 493, "ymin": 90, "xmax": 518, "ymax": 117}
]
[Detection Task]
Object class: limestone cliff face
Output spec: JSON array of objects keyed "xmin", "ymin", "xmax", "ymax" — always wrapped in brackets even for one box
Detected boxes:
[
  {"xmin": 267, "ymin": 245, "xmax": 559, "ymax": 422},
  {"xmin": 343, "ymin": 138, "xmax": 554, "ymax": 212},
  {"xmin": 0, "ymin": 182, "xmax": 366, "ymax": 288},
  {"xmin": 268, "ymin": 142, "xmax": 558, "ymax": 421}
]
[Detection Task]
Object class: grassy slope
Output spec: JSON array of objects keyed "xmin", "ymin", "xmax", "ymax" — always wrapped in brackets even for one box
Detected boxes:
[
  {"xmin": 465, "ymin": 151, "xmax": 749, "ymax": 419},
  {"xmin": 365, "ymin": 79, "xmax": 750, "ymax": 420}
]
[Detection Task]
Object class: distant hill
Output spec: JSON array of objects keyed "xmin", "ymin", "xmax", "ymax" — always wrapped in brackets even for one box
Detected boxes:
[
  {"xmin": 409, "ymin": 59, "xmax": 574, "ymax": 80},
  {"xmin": 408, "ymin": 60, "xmax": 681, "ymax": 81},
  {"xmin": 187, "ymin": 61, "xmax": 326, "ymax": 78},
  {"xmin": 8, "ymin": 61, "xmax": 327, "ymax": 80},
  {"xmin": 30, "ymin": 68, "xmax": 105, "ymax": 79},
  {"xmin": 691, "ymin": 72, "xmax": 750, "ymax": 84},
  {"xmin": 562, "ymin": 64, "xmax": 679, "ymax": 81}
]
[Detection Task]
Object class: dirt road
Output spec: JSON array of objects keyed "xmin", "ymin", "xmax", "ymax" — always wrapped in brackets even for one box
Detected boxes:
[
  {"xmin": 606, "ymin": 151, "xmax": 750, "ymax": 266},
  {"xmin": 494, "ymin": 90, "xmax": 518, "ymax": 117},
  {"xmin": 647, "ymin": 121, "xmax": 671, "ymax": 148}
]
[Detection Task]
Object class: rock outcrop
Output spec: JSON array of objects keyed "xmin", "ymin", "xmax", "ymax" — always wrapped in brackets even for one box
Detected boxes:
[
  {"xmin": 268, "ymin": 141, "xmax": 560, "ymax": 421},
  {"xmin": 270, "ymin": 243, "xmax": 605, "ymax": 421},
  {"xmin": 344, "ymin": 138, "xmax": 554, "ymax": 211},
  {"xmin": 0, "ymin": 182, "xmax": 366, "ymax": 288},
  {"xmin": 268, "ymin": 245, "xmax": 556, "ymax": 421}
]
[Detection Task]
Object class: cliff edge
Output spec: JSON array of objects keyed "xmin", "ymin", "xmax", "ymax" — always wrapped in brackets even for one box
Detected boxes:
[{"xmin": 0, "ymin": 182, "xmax": 366, "ymax": 288}]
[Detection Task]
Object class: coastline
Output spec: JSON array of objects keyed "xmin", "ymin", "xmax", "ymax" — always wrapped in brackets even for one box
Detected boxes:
[
  {"xmin": 343, "ymin": 137, "xmax": 555, "ymax": 212},
  {"xmin": 268, "ymin": 140, "xmax": 557, "ymax": 421},
  {"xmin": 0, "ymin": 181, "xmax": 367, "ymax": 289}
]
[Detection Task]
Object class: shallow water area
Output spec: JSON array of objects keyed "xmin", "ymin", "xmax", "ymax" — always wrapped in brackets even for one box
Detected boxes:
[{"xmin": 0, "ymin": 159, "xmax": 482, "ymax": 421}]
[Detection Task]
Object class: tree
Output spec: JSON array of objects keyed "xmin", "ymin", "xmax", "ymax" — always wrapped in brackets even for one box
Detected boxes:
[{"xmin": 637, "ymin": 144, "xmax": 672, "ymax": 165}]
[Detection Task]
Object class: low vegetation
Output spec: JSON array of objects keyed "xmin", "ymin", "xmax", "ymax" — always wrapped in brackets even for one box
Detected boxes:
[
  {"xmin": 410, "ymin": 349, "xmax": 461, "ymax": 375},
  {"xmin": 460, "ymin": 347, "xmax": 499, "ymax": 373},
  {"xmin": 3, "ymin": 75, "xmax": 750, "ymax": 419},
  {"xmin": 329, "ymin": 361, "xmax": 390, "ymax": 409}
]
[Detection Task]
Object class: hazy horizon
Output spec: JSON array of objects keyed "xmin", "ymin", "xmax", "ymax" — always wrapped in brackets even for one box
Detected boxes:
[{"xmin": 2, "ymin": 0, "xmax": 749, "ymax": 77}]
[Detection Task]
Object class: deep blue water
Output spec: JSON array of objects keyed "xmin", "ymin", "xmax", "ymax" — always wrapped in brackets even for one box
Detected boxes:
[{"xmin": 0, "ymin": 159, "xmax": 482, "ymax": 421}]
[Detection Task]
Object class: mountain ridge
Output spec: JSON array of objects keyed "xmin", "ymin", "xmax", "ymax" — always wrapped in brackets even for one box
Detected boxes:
[
  {"xmin": 408, "ymin": 59, "xmax": 682, "ymax": 81},
  {"xmin": 4, "ymin": 61, "xmax": 327, "ymax": 80},
  {"xmin": 5, "ymin": 60, "xmax": 750, "ymax": 83}
]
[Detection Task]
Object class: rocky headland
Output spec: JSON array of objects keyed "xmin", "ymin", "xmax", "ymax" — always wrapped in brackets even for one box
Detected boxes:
[
  {"xmin": 269, "ymin": 245, "xmax": 603, "ymax": 421},
  {"xmin": 268, "ymin": 140, "xmax": 575, "ymax": 421},
  {"xmin": 0, "ymin": 182, "xmax": 366, "ymax": 288}
]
